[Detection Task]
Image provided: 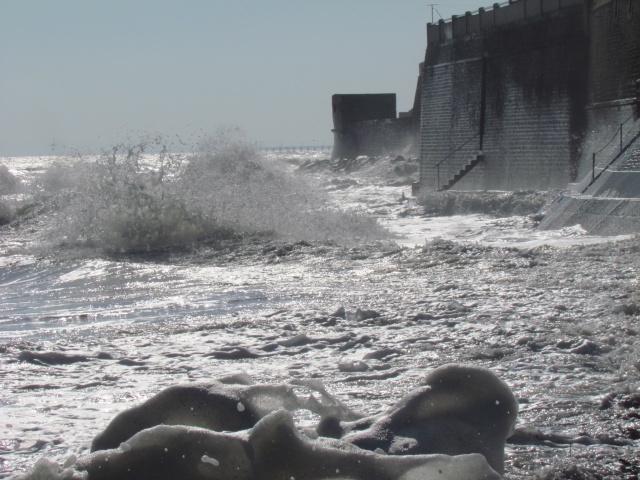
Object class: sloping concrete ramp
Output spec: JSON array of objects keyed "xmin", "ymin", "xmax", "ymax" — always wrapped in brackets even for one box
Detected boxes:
[
  {"xmin": 539, "ymin": 195, "xmax": 640, "ymax": 235},
  {"xmin": 539, "ymin": 143, "xmax": 640, "ymax": 235}
]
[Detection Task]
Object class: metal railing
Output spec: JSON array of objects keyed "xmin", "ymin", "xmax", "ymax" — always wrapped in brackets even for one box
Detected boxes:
[
  {"xmin": 434, "ymin": 133, "xmax": 479, "ymax": 190},
  {"xmin": 584, "ymin": 111, "xmax": 640, "ymax": 193}
]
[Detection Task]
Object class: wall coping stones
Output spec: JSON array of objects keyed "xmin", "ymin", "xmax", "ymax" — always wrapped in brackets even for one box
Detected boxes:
[{"xmin": 427, "ymin": 0, "xmax": 583, "ymax": 45}]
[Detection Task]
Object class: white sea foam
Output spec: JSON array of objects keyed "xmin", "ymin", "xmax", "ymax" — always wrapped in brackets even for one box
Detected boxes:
[
  {"xmin": 1, "ymin": 149, "xmax": 639, "ymax": 479},
  {"xmin": 7, "ymin": 132, "xmax": 388, "ymax": 256},
  {"xmin": 201, "ymin": 455, "xmax": 220, "ymax": 467}
]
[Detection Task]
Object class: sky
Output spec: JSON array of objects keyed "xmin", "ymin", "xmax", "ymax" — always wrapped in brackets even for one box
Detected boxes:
[{"xmin": 1, "ymin": 0, "xmax": 488, "ymax": 156}]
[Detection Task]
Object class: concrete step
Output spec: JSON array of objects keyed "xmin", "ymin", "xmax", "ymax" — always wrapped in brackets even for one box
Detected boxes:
[
  {"xmin": 441, "ymin": 155, "xmax": 484, "ymax": 191},
  {"xmin": 618, "ymin": 145, "xmax": 640, "ymax": 171}
]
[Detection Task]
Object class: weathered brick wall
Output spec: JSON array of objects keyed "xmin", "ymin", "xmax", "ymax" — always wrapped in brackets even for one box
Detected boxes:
[
  {"xmin": 335, "ymin": 0, "xmax": 639, "ymax": 184},
  {"xmin": 589, "ymin": 0, "xmax": 640, "ymax": 104},
  {"xmin": 420, "ymin": 59, "xmax": 484, "ymax": 190},
  {"xmin": 420, "ymin": 3, "xmax": 589, "ymax": 191},
  {"xmin": 577, "ymin": 0, "xmax": 640, "ymax": 178},
  {"xmin": 480, "ymin": 29, "xmax": 588, "ymax": 190}
]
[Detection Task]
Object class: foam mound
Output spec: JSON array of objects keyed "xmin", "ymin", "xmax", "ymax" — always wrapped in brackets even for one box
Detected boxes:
[
  {"xmin": 14, "ymin": 364, "xmax": 515, "ymax": 480},
  {"xmin": 90, "ymin": 380, "xmax": 358, "ymax": 452},
  {"xmin": 322, "ymin": 364, "xmax": 518, "ymax": 474},
  {"xmin": 20, "ymin": 411, "xmax": 501, "ymax": 480}
]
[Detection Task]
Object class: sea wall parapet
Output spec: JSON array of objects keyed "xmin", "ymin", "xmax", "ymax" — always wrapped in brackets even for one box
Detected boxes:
[{"xmin": 427, "ymin": 0, "xmax": 583, "ymax": 45}]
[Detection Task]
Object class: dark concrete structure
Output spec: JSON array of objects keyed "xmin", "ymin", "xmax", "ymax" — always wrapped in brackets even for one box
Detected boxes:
[
  {"xmin": 577, "ymin": 0, "xmax": 640, "ymax": 181},
  {"xmin": 419, "ymin": 0, "xmax": 640, "ymax": 192},
  {"xmin": 332, "ymin": 94, "xmax": 395, "ymax": 159},
  {"xmin": 331, "ymin": 0, "xmax": 640, "ymax": 200},
  {"xmin": 331, "ymin": 72, "xmax": 422, "ymax": 159},
  {"xmin": 421, "ymin": 0, "xmax": 589, "ymax": 191}
]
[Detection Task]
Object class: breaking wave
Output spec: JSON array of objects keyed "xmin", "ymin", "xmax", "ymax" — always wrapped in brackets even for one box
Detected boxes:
[
  {"xmin": 0, "ymin": 163, "xmax": 22, "ymax": 226},
  {"xmin": 0, "ymin": 163, "xmax": 20, "ymax": 195},
  {"xmin": 19, "ymin": 131, "xmax": 389, "ymax": 254},
  {"xmin": 418, "ymin": 190, "xmax": 553, "ymax": 218}
]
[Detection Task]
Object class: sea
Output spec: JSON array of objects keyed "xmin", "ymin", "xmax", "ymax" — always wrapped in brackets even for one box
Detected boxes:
[{"xmin": 1, "ymin": 137, "xmax": 639, "ymax": 479}]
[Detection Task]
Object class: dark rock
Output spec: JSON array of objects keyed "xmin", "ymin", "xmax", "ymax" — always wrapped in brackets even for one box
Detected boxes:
[
  {"xmin": 434, "ymin": 283, "xmax": 457, "ymax": 292},
  {"xmin": 412, "ymin": 313, "xmax": 435, "ymax": 321},
  {"xmin": 18, "ymin": 351, "xmax": 91, "ymax": 365},
  {"xmin": 278, "ymin": 334, "xmax": 312, "ymax": 347},
  {"xmin": 118, "ymin": 358, "xmax": 147, "ymax": 366},
  {"xmin": 599, "ymin": 393, "xmax": 617, "ymax": 410},
  {"xmin": 260, "ymin": 343, "xmax": 279, "ymax": 352},
  {"xmin": 362, "ymin": 348, "xmax": 403, "ymax": 360},
  {"xmin": 338, "ymin": 360, "xmax": 370, "ymax": 373},
  {"xmin": 619, "ymin": 392, "xmax": 640, "ymax": 409},
  {"xmin": 568, "ymin": 340, "xmax": 599, "ymax": 355},
  {"xmin": 612, "ymin": 303, "xmax": 639, "ymax": 316},
  {"xmin": 206, "ymin": 347, "xmax": 262, "ymax": 360},
  {"xmin": 340, "ymin": 369, "xmax": 403, "ymax": 382},
  {"xmin": 355, "ymin": 308, "xmax": 381, "ymax": 321}
]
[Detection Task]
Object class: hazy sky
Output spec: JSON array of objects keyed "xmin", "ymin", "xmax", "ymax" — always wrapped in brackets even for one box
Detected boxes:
[{"xmin": 1, "ymin": 1, "xmax": 486, "ymax": 156}]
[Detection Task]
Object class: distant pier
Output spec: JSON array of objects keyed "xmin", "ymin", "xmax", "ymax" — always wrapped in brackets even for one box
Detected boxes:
[{"xmin": 258, "ymin": 145, "xmax": 333, "ymax": 153}]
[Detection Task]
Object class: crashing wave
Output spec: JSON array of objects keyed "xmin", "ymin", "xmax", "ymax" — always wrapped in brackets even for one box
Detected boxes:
[
  {"xmin": 13, "ymin": 132, "xmax": 389, "ymax": 254},
  {"xmin": 0, "ymin": 163, "xmax": 22, "ymax": 225},
  {"xmin": 418, "ymin": 190, "xmax": 552, "ymax": 218}
]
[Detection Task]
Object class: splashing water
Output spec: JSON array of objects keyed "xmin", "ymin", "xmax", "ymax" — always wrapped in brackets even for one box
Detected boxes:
[
  {"xmin": 0, "ymin": 163, "xmax": 22, "ymax": 226},
  {"xmin": 19, "ymin": 132, "xmax": 389, "ymax": 255}
]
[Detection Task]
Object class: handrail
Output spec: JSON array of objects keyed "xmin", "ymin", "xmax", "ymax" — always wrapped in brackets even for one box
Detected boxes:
[
  {"xmin": 584, "ymin": 111, "xmax": 640, "ymax": 193},
  {"xmin": 434, "ymin": 133, "xmax": 479, "ymax": 168},
  {"xmin": 433, "ymin": 133, "xmax": 479, "ymax": 190},
  {"xmin": 595, "ymin": 111, "xmax": 636, "ymax": 156}
]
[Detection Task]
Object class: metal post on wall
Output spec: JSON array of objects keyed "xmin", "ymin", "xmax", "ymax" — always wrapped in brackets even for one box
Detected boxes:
[
  {"xmin": 479, "ymin": 54, "xmax": 488, "ymax": 153},
  {"xmin": 592, "ymin": 152, "xmax": 596, "ymax": 183},
  {"xmin": 620, "ymin": 124, "xmax": 623, "ymax": 152}
]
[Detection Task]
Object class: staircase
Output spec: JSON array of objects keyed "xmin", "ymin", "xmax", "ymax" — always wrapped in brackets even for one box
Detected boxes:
[
  {"xmin": 439, "ymin": 155, "xmax": 485, "ymax": 191},
  {"xmin": 617, "ymin": 143, "xmax": 640, "ymax": 171},
  {"xmin": 582, "ymin": 112, "xmax": 640, "ymax": 193}
]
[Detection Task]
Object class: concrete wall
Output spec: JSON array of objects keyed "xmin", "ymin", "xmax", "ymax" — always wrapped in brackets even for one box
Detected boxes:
[
  {"xmin": 577, "ymin": 0, "xmax": 640, "ymax": 178},
  {"xmin": 332, "ymin": 0, "xmax": 639, "ymax": 186},
  {"xmin": 332, "ymin": 94, "xmax": 397, "ymax": 159},
  {"xmin": 588, "ymin": 0, "xmax": 640, "ymax": 104},
  {"xmin": 351, "ymin": 117, "xmax": 417, "ymax": 158},
  {"xmin": 331, "ymin": 67, "xmax": 423, "ymax": 159},
  {"xmin": 426, "ymin": 0, "xmax": 584, "ymax": 47},
  {"xmin": 420, "ymin": 2, "xmax": 589, "ymax": 191},
  {"xmin": 420, "ymin": 59, "xmax": 485, "ymax": 190}
]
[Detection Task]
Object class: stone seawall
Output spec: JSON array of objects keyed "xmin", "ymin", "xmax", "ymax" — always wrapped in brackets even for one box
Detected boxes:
[
  {"xmin": 351, "ymin": 117, "xmax": 417, "ymax": 158},
  {"xmin": 331, "ymin": 72, "xmax": 422, "ymax": 160},
  {"xmin": 333, "ymin": 0, "xmax": 639, "ymax": 194},
  {"xmin": 420, "ymin": 2, "xmax": 588, "ymax": 191},
  {"xmin": 578, "ymin": 0, "xmax": 640, "ymax": 178}
]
